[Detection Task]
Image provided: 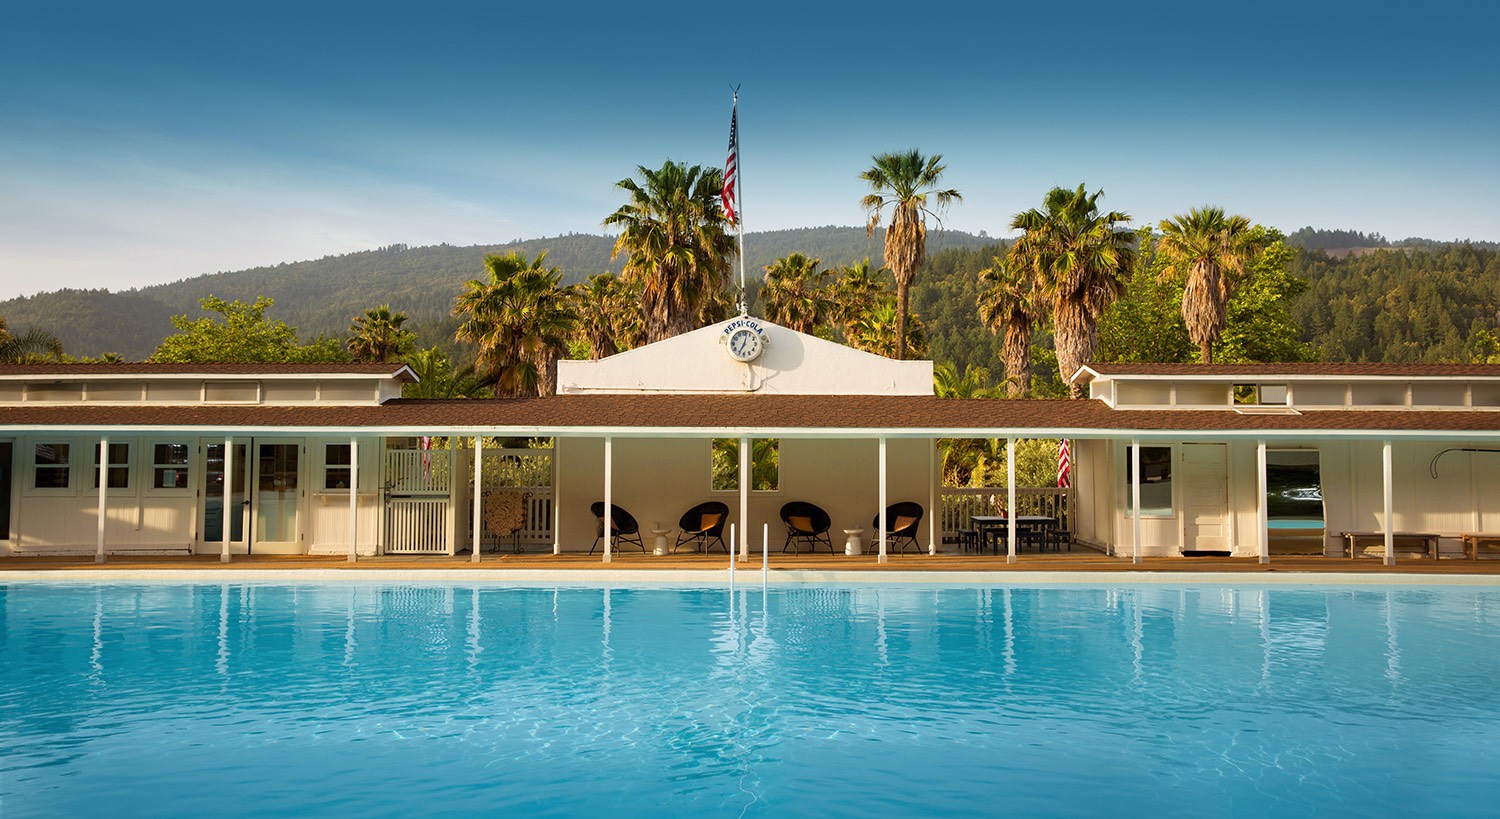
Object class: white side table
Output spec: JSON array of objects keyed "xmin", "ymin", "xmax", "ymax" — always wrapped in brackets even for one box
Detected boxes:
[
  {"xmin": 651, "ymin": 529, "xmax": 672, "ymax": 556},
  {"xmin": 843, "ymin": 529, "xmax": 865, "ymax": 556}
]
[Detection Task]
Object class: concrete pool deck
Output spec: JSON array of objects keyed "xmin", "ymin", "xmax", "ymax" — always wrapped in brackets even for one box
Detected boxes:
[{"xmin": 4, "ymin": 551, "xmax": 1500, "ymax": 585}]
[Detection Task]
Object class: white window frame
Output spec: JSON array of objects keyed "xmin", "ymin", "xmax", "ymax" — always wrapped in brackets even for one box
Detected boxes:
[
  {"xmin": 88, "ymin": 439, "xmax": 136, "ymax": 496},
  {"xmin": 145, "ymin": 440, "xmax": 194, "ymax": 496},
  {"xmin": 1123, "ymin": 443, "xmax": 1175, "ymax": 518},
  {"xmin": 321, "ymin": 442, "xmax": 355, "ymax": 491},
  {"xmin": 27, "ymin": 440, "xmax": 77, "ymax": 496}
]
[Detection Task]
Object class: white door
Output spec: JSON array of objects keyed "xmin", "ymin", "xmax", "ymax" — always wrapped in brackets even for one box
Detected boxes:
[
  {"xmin": 199, "ymin": 439, "xmax": 250, "ymax": 553},
  {"xmin": 252, "ymin": 440, "xmax": 304, "ymax": 554},
  {"xmin": 1181, "ymin": 443, "xmax": 1228, "ymax": 552}
]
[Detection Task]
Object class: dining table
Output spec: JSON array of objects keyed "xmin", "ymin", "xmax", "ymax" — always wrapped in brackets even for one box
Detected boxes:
[{"xmin": 969, "ymin": 515, "xmax": 1057, "ymax": 553}]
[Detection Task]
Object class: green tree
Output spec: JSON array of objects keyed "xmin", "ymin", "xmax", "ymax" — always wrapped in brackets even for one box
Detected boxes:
[
  {"xmin": 0, "ymin": 316, "xmax": 65, "ymax": 363},
  {"xmin": 1096, "ymin": 226, "xmax": 1195, "ymax": 364},
  {"xmin": 1157, "ymin": 207, "xmax": 1268, "ymax": 364},
  {"xmin": 453, "ymin": 252, "xmax": 577, "ymax": 398},
  {"xmin": 347, "ymin": 305, "xmax": 417, "ymax": 363},
  {"xmin": 976, "ymin": 256, "xmax": 1041, "ymax": 396},
  {"xmin": 847, "ymin": 294, "xmax": 928, "ymax": 359},
  {"xmin": 759, "ymin": 253, "xmax": 836, "ymax": 334},
  {"xmin": 1010, "ymin": 185, "xmax": 1135, "ymax": 397},
  {"xmin": 401, "ymin": 347, "xmax": 489, "ymax": 398},
  {"xmin": 572, "ymin": 273, "xmax": 642, "ymax": 360},
  {"xmin": 602, "ymin": 161, "xmax": 735, "ymax": 343},
  {"xmin": 150, "ymin": 296, "xmax": 349, "ymax": 363},
  {"xmin": 1215, "ymin": 233, "xmax": 1318, "ymax": 363},
  {"xmin": 859, "ymin": 150, "xmax": 961, "ymax": 360}
]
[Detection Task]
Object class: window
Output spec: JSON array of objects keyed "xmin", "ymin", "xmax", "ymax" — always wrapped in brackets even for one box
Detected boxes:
[
  {"xmin": 93, "ymin": 442, "xmax": 131, "ymax": 489},
  {"xmin": 152, "ymin": 443, "xmax": 191, "ymax": 489},
  {"xmin": 1123, "ymin": 445, "xmax": 1172, "ymax": 516},
  {"xmin": 711, "ymin": 439, "xmax": 779, "ymax": 492},
  {"xmin": 324, "ymin": 443, "xmax": 353, "ymax": 490},
  {"xmin": 33, "ymin": 443, "xmax": 71, "ymax": 489}
]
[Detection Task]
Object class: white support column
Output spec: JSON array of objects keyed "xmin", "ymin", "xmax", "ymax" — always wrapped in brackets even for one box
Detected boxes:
[
  {"xmin": 1131, "ymin": 438, "xmax": 1142, "ymax": 565},
  {"xmin": 603, "ymin": 436, "xmax": 613, "ymax": 564},
  {"xmin": 1006, "ymin": 437, "xmax": 1017, "ymax": 564},
  {"xmin": 471, "ymin": 434, "xmax": 483, "ymax": 563},
  {"xmin": 928, "ymin": 438, "xmax": 938, "ymax": 555},
  {"xmin": 1382, "ymin": 439, "xmax": 1394, "ymax": 566},
  {"xmin": 1257, "ymin": 439, "xmax": 1269, "ymax": 565},
  {"xmin": 96, "ymin": 434, "xmax": 109, "ymax": 564},
  {"xmin": 221, "ymin": 435, "xmax": 233, "ymax": 563},
  {"xmin": 552, "ymin": 440, "xmax": 562, "ymax": 555},
  {"xmin": 738, "ymin": 435, "xmax": 750, "ymax": 562},
  {"xmin": 348, "ymin": 435, "xmax": 359, "ymax": 564},
  {"xmin": 878, "ymin": 437, "xmax": 888, "ymax": 564}
]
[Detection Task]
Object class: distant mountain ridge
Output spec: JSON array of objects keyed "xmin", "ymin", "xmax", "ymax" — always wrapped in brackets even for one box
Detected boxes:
[{"xmin": 0, "ymin": 227, "xmax": 995, "ymax": 359}]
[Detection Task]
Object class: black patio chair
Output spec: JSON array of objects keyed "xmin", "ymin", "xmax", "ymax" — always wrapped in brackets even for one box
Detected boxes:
[
  {"xmin": 780, "ymin": 501, "xmax": 834, "ymax": 554},
  {"xmin": 872, "ymin": 501, "xmax": 924, "ymax": 555},
  {"xmin": 675, "ymin": 501, "xmax": 730, "ymax": 554},
  {"xmin": 588, "ymin": 501, "xmax": 646, "ymax": 555}
]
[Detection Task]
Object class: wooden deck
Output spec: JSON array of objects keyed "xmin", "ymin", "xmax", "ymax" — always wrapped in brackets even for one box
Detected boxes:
[{"xmin": 5, "ymin": 550, "xmax": 1500, "ymax": 575}]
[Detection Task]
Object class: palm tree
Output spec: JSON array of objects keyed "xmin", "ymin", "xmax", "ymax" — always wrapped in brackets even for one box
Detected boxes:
[
  {"xmin": 848, "ymin": 294, "xmax": 929, "ymax": 359},
  {"xmin": 453, "ymin": 252, "xmax": 577, "ymax": 397},
  {"xmin": 976, "ymin": 257, "xmax": 1041, "ymax": 396},
  {"xmin": 859, "ymin": 150, "xmax": 961, "ymax": 360},
  {"xmin": 402, "ymin": 347, "xmax": 488, "ymax": 398},
  {"xmin": 0, "ymin": 317, "xmax": 64, "ymax": 363},
  {"xmin": 573, "ymin": 273, "xmax": 631, "ymax": 361},
  {"xmin": 759, "ymin": 253, "xmax": 835, "ymax": 334},
  {"xmin": 602, "ymin": 161, "xmax": 736, "ymax": 343},
  {"xmin": 1010, "ymin": 185, "xmax": 1136, "ymax": 398},
  {"xmin": 1156, "ymin": 207, "xmax": 1267, "ymax": 364},
  {"xmin": 347, "ymin": 305, "xmax": 416, "ymax": 363}
]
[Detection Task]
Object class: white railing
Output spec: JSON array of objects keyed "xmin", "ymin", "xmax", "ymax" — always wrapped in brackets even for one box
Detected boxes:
[
  {"xmin": 467, "ymin": 448, "xmax": 554, "ymax": 551},
  {"xmin": 384, "ymin": 498, "xmax": 450, "ymax": 554},
  {"xmin": 939, "ymin": 487, "xmax": 1072, "ymax": 540},
  {"xmin": 385, "ymin": 447, "xmax": 452, "ymax": 493}
]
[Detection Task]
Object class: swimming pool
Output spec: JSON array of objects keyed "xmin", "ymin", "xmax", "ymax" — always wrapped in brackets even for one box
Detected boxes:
[{"xmin": 3, "ymin": 582, "xmax": 1497, "ymax": 817}]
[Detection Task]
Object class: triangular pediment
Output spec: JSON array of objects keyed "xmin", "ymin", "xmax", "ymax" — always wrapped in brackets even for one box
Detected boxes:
[{"xmin": 557, "ymin": 318, "xmax": 933, "ymax": 395}]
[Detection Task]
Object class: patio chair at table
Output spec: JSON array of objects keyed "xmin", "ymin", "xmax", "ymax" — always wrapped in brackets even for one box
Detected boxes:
[
  {"xmin": 588, "ymin": 502, "xmax": 646, "ymax": 555},
  {"xmin": 872, "ymin": 501, "xmax": 924, "ymax": 555},
  {"xmin": 675, "ymin": 501, "xmax": 730, "ymax": 554},
  {"xmin": 780, "ymin": 501, "xmax": 834, "ymax": 554}
]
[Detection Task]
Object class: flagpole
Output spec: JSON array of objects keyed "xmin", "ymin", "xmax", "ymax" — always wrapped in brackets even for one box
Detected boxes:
[{"xmin": 732, "ymin": 88, "xmax": 747, "ymax": 315}]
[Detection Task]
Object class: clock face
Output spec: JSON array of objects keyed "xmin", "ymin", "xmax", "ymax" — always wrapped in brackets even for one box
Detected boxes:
[{"xmin": 726, "ymin": 327, "xmax": 763, "ymax": 362}]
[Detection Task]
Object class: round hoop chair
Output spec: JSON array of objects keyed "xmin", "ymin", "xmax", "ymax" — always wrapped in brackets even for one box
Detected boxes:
[
  {"xmin": 872, "ymin": 501, "xmax": 924, "ymax": 554},
  {"xmin": 780, "ymin": 501, "xmax": 834, "ymax": 554},
  {"xmin": 589, "ymin": 501, "xmax": 645, "ymax": 555},
  {"xmin": 674, "ymin": 501, "xmax": 730, "ymax": 553}
]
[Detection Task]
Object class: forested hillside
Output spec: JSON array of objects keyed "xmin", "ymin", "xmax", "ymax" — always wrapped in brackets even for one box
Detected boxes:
[{"xmin": 0, "ymin": 227, "xmax": 992, "ymax": 359}]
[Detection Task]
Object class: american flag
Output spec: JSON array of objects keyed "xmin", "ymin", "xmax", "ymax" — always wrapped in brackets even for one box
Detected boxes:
[
  {"xmin": 721, "ymin": 96, "xmax": 738, "ymax": 224},
  {"xmin": 1057, "ymin": 438, "xmax": 1072, "ymax": 488}
]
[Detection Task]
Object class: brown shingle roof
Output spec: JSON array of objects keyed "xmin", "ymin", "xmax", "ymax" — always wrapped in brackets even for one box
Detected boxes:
[
  {"xmin": 0, "ymin": 363, "xmax": 413, "ymax": 377},
  {"xmin": 2, "ymin": 395, "xmax": 1497, "ymax": 436}
]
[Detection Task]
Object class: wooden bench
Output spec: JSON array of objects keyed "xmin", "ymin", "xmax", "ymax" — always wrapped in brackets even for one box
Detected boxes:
[
  {"xmin": 1461, "ymin": 533, "xmax": 1500, "ymax": 560},
  {"xmin": 1339, "ymin": 531, "xmax": 1441, "ymax": 559}
]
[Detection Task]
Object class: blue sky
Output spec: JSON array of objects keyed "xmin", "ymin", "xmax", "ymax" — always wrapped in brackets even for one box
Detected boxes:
[{"xmin": 2, "ymin": 0, "xmax": 1496, "ymax": 300}]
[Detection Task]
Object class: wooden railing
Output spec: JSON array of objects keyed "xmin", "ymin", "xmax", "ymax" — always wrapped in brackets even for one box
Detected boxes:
[{"xmin": 939, "ymin": 487, "xmax": 1072, "ymax": 540}]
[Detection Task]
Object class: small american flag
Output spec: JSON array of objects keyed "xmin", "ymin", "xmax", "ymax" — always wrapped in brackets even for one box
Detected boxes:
[
  {"xmin": 721, "ymin": 96, "xmax": 738, "ymax": 224},
  {"xmin": 1057, "ymin": 438, "xmax": 1072, "ymax": 488}
]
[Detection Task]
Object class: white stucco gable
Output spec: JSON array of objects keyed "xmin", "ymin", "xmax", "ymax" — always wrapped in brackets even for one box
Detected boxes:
[{"xmin": 557, "ymin": 317, "xmax": 934, "ymax": 395}]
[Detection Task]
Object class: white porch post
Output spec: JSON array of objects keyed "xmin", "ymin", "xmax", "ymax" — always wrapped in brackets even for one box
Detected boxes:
[
  {"xmin": 221, "ymin": 435, "xmax": 233, "ymax": 563},
  {"xmin": 1006, "ymin": 437, "xmax": 1017, "ymax": 564},
  {"xmin": 738, "ymin": 435, "xmax": 750, "ymax": 561},
  {"xmin": 471, "ymin": 434, "xmax": 483, "ymax": 563},
  {"xmin": 1257, "ymin": 439, "xmax": 1269, "ymax": 564},
  {"xmin": 552, "ymin": 440, "xmax": 562, "ymax": 555},
  {"xmin": 878, "ymin": 436, "xmax": 888, "ymax": 564},
  {"xmin": 348, "ymin": 435, "xmax": 359, "ymax": 564},
  {"xmin": 602, "ymin": 436, "xmax": 613, "ymax": 564},
  {"xmin": 928, "ymin": 438, "xmax": 938, "ymax": 555},
  {"xmin": 95, "ymin": 434, "xmax": 108, "ymax": 564},
  {"xmin": 1131, "ymin": 438, "xmax": 1142, "ymax": 564},
  {"xmin": 1382, "ymin": 439, "xmax": 1394, "ymax": 566}
]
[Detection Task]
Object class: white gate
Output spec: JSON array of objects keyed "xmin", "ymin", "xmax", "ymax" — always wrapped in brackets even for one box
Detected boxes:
[
  {"xmin": 469, "ymin": 447, "xmax": 554, "ymax": 552},
  {"xmin": 384, "ymin": 442, "xmax": 453, "ymax": 554}
]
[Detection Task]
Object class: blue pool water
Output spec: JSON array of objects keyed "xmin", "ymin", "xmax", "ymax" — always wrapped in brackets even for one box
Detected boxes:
[{"xmin": 2, "ymin": 583, "xmax": 1498, "ymax": 817}]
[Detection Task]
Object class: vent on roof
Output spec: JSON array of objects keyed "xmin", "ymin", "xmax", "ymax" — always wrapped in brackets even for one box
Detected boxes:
[{"xmin": 1233, "ymin": 406, "xmax": 1302, "ymax": 416}]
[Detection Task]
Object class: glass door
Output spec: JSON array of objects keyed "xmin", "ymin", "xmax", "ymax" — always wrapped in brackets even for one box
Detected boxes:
[
  {"xmin": 201, "ymin": 441, "xmax": 249, "ymax": 551},
  {"xmin": 253, "ymin": 441, "xmax": 303, "ymax": 552},
  {"xmin": 0, "ymin": 441, "xmax": 12, "ymax": 540}
]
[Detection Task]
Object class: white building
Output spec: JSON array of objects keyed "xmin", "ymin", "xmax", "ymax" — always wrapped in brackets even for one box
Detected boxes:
[{"xmin": 2, "ymin": 320, "xmax": 1498, "ymax": 564}]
